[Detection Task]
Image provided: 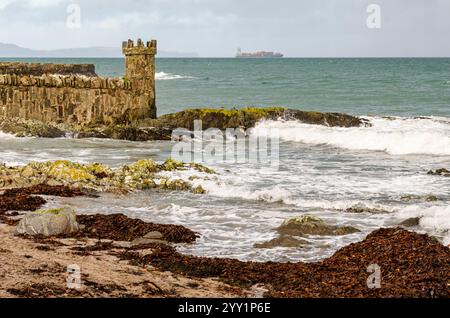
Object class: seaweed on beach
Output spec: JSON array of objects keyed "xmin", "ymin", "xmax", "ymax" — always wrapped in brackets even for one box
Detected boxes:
[
  {"xmin": 117, "ymin": 228, "xmax": 450, "ymax": 298},
  {"xmin": 0, "ymin": 185, "xmax": 87, "ymax": 225},
  {"xmin": 71, "ymin": 213, "xmax": 199, "ymax": 244}
]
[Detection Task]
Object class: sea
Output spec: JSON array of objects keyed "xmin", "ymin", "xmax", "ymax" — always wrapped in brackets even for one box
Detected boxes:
[{"xmin": 0, "ymin": 57, "xmax": 449, "ymax": 262}]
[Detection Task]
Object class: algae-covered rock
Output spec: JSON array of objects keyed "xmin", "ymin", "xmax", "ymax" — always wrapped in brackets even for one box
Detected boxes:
[
  {"xmin": 152, "ymin": 107, "xmax": 366, "ymax": 131},
  {"xmin": 15, "ymin": 207, "xmax": 81, "ymax": 236},
  {"xmin": 1, "ymin": 107, "xmax": 366, "ymax": 141},
  {"xmin": 0, "ymin": 158, "xmax": 214, "ymax": 194},
  {"xmin": 277, "ymin": 215, "xmax": 360, "ymax": 237}
]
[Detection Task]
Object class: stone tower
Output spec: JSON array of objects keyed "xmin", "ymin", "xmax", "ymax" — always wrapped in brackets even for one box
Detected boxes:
[{"xmin": 122, "ymin": 39, "xmax": 157, "ymax": 118}]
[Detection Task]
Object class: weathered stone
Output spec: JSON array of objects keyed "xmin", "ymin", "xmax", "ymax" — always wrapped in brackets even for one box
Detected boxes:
[
  {"xmin": 0, "ymin": 62, "xmax": 97, "ymax": 77},
  {"xmin": 277, "ymin": 215, "xmax": 360, "ymax": 237},
  {"xmin": 15, "ymin": 207, "xmax": 81, "ymax": 236}
]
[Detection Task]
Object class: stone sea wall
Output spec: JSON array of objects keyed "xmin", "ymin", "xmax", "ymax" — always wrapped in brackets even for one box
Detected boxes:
[
  {"xmin": 0, "ymin": 62, "xmax": 97, "ymax": 77},
  {"xmin": 0, "ymin": 39, "xmax": 156, "ymax": 125}
]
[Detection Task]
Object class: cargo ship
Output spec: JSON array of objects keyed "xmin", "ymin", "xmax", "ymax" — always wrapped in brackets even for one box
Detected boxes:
[{"xmin": 236, "ymin": 48, "xmax": 284, "ymax": 58}]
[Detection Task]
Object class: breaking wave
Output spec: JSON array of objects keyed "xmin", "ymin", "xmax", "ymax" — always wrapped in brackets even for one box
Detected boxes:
[
  {"xmin": 396, "ymin": 205, "xmax": 450, "ymax": 245},
  {"xmin": 156, "ymin": 72, "xmax": 195, "ymax": 81},
  {"xmin": 251, "ymin": 116, "xmax": 450, "ymax": 156}
]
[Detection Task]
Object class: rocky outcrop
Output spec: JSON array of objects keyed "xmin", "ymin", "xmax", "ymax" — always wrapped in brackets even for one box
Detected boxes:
[
  {"xmin": 146, "ymin": 107, "xmax": 368, "ymax": 131},
  {"xmin": 0, "ymin": 159, "xmax": 214, "ymax": 194},
  {"xmin": 0, "ymin": 107, "xmax": 367, "ymax": 141},
  {"xmin": 15, "ymin": 207, "xmax": 81, "ymax": 236},
  {"xmin": 276, "ymin": 215, "xmax": 360, "ymax": 236}
]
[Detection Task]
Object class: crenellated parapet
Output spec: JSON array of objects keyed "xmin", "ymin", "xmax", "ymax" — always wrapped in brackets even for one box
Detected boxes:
[
  {"xmin": 0, "ymin": 39, "xmax": 156, "ymax": 125},
  {"xmin": 122, "ymin": 39, "xmax": 157, "ymax": 56}
]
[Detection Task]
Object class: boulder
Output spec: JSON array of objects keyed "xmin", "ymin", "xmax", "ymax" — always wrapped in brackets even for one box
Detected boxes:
[
  {"xmin": 15, "ymin": 207, "xmax": 81, "ymax": 236},
  {"xmin": 399, "ymin": 217, "xmax": 421, "ymax": 228},
  {"xmin": 277, "ymin": 215, "xmax": 360, "ymax": 237}
]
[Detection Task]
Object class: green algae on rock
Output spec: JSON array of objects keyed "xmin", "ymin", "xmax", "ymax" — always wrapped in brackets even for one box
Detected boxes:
[
  {"xmin": 146, "ymin": 107, "xmax": 367, "ymax": 131},
  {"xmin": 277, "ymin": 215, "xmax": 360, "ymax": 237},
  {"xmin": 0, "ymin": 159, "xmax": 214, "ymax": 194}
]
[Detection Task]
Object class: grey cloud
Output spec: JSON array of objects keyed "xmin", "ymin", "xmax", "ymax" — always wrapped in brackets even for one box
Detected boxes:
[{"xmin": 0, "ymin": 0, "xmax": 448, "ymax": 57}]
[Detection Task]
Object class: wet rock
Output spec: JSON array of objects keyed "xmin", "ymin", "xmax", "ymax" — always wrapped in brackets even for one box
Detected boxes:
[
  {"xmin": 400, "ymin": 194, "xmax": 441, "ymax": 202},
  {"xmin": 399, "ymin": 217, "xmax": 421, "ymax": 228},
  {"xmin": 15, "ymin": 207, "xmax": 81, "ymax": 236},
  {"xmin": 425, "ymin": 195, "xmax": 439, "ymax": 202},
  {"xmin": 427, "ymin": 168, "xmax": 450, "ymax": 177},
  {"xmin": 254, "ymin": 235, "xmax": 308, "ymax": 249},
  {"xmin": 276, "ymin": 215, "xmax": 360, "ymax": 237},
  {"xmin": 345, "ymin": 203, "xmax": 387, "ymax": 214}
]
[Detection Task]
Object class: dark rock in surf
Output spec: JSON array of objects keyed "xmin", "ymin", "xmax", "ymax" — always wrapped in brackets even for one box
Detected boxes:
[
  {"xmin": 427, "ymin": 168, "xmax": 450, "ymax": 177},
  {"xmin": 276, "ymin": 215, "xmax": 360, "ymax": 237},
  {"xmin": 254, "ymin": 235, "xmax": 308, "ymax": 249}
]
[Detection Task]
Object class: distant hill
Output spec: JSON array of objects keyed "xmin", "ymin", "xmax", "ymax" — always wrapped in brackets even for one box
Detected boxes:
[{"xmin": 0, "ymin": 43, "xmax": 199, "ymax": 58}]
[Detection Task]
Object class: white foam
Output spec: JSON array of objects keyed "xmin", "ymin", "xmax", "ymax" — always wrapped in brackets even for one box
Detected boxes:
[
  {"xmin": 156, "ymin": 72, "xmax": 195, "ymax": 81},
  {"xmin": 252, "ymin": 116, "xmax": 450, "ymax": 156},
  {"xmin": 190, "ymin": 176, "xmax": 397, "ymax": 212},
  {"xmin": 0, "ymin": 131, "xmax": 17, "ymax": 139},
  {"xmin": 397, "ymin": 205, "xmax": 450, "ymax": 245}
]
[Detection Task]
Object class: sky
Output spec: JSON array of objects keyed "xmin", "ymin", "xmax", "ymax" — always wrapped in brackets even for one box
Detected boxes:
[{"xmin": 0, "ymin": 0, "xmax": 449, "ymax": 57}]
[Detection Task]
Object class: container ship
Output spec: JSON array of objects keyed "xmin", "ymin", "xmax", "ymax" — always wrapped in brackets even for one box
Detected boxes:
[{"xmin": 236, "ymin": 48, "xmax": 284, "ymax": 58}]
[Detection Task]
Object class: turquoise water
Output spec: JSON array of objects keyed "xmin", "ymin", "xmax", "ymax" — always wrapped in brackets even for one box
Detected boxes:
[
  {"xmin": 1, "ymin": 57, "xmax": 450, "ymax": 262},
  {"xmin": 2, "ymin": 57, "xmax": 449, "ymax": 116}
]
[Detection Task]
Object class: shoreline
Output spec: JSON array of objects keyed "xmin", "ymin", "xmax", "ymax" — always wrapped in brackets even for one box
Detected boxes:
[{"xmin": 0, "ymin": 185, "xmax": 449, "ymax": 298}]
